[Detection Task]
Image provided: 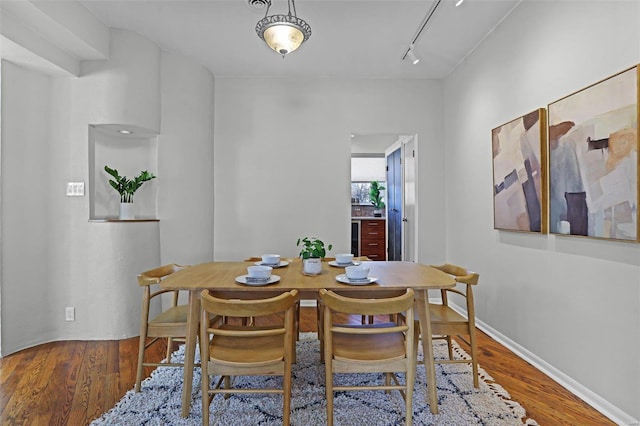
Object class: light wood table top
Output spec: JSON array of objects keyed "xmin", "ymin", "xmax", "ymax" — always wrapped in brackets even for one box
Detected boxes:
[
  {"xmin": 161, "ymin": 259, "xmax": 455, "ymax": 295},
  {"xmin": 160, "ymin": 260, "xmax": 456, "ymax": 418}
]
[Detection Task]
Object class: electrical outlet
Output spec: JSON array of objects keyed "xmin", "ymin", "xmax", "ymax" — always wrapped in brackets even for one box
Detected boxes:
[{"xmin": 65, "ymin": 307, "xmax": 75, "ymax": 321}]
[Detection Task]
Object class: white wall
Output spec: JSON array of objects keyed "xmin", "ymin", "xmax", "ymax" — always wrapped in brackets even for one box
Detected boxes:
[
  {"xmin": 1, "ymin": 61, "xmax": 53, "ymax": 351},
  {"xmin": 213, "ymin": 78, "xmax": 445, "ymax": 263},
  {"xmin": 443, "ymin": 0, "xmax": 640, "ymax": 422},
  {"xmin": 158, "ymin": 51, "xmax": 215, "ymax": 266},
  {"xmin": 0, "ymin": 29, "xmax": 215, "ymax": 354}
]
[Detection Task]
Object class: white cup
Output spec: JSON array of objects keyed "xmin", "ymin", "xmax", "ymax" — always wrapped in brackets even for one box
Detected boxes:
[
  {"xmin": 335, "ymin": 253, "xmax": 354, "ymax": 265},
  {"xmin": 247, "ymin": 265, "xmax": 272, "ymax": 279},
  {"xmin": 345, "ymin": 265, "xmax": 369, "ymax": 280},
  {"xmin": 261, "ymin": 254, "xmax": 280, "ymax": 265}
]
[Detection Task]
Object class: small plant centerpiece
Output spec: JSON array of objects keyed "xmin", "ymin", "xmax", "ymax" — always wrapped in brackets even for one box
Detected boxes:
[
  {"xmin": 369, "ymin": 180, "xmax": 386, "ymax": 217},
  {"xmin": 297, "ymin": 237, "xmax": 332, "ymax": 275},
  {"xmin": 104, "ymin": 165, "xmax": 156, "ymax": 219}
]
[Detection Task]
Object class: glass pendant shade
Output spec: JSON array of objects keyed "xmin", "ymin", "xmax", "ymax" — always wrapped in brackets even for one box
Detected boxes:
[
  {"xmin": 256, "ymin": 0, "xmax": 311, "ymax": 57},
  {"xmin": 263, "ymin": 24, "xmax": 304, "ymax": 55}
]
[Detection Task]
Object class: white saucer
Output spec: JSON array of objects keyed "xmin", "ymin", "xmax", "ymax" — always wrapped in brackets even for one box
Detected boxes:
[
  {"xmin": 254, "ymin": 261, "xmax": 289, "ymax": 268},
  {"xmin": 235, "ymin": 275, "xmax": 281, "ymax": 286},
  {"xmin": 328, "ymin": 261, "xmax": 361, "ymax": 268},
  {"xmin": 335, "ymin": 274, "xmax": 378, "ymax": 285}
]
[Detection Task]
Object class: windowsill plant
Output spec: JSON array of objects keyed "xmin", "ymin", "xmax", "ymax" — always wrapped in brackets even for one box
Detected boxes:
[{"xmin": 369, "ymin": 180, "xmax": 386, "ymax": 217}]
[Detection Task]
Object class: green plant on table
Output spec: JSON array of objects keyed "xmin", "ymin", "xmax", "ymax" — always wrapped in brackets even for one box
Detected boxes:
[
  {"xmin": 296, "ymin": 237, "xmax": 333, "ymax": 259},
  {"xmin": 369, "ymin": 180, "xmax": 386, "ymax": 209},
  {"xmin": 105, "ymin": 165, "xmax": 156, "ymax": 203}
]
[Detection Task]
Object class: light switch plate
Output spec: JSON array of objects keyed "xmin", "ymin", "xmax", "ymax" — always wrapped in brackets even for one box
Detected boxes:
[
  {"xmin": 65, "ymin": 306, "xmax": 75, "ymax": 321},
  {"xmin": 66, "ymin": 182, "xmax": 85, "ymax": 196}
]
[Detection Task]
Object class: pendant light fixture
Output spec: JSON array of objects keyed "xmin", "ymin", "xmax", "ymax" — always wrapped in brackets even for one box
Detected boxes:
[{"xmin": 255, "ymin": 0, "xmax": 311, "ymax": 57}]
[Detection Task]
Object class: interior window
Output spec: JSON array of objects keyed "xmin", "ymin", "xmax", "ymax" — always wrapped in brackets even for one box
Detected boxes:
[{"xmin": 351, "ymin": 182, "xmax": 386, "ymax": 205}]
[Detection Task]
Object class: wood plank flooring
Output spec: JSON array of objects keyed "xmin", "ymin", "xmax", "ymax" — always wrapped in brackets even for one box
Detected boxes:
[{"xmin": 0, "ymin": 307, "xmax": 615, "ymax": 425}]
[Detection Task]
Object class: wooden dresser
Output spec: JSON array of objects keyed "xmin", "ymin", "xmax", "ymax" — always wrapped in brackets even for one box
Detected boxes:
[{"xmin": 359, "ymin": 219, "xmax": 386, "ymax": 261}]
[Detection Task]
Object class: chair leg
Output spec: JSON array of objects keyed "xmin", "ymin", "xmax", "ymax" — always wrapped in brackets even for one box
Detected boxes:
[
  {"xmin": 469, "ymin": 329, "xmax": 479, "ymax": 388},
  {"xmin": 295, "ymin": 302, "xmax": 301, "ymax": 341},
  {"xmin": 223, "ymin": 376, "xmax": 231, "ymax": 399},
  {"xmin": 201, "ymin": 361, "xmax": 210, "ymax": 426},
  {"xmin": 325, "ymin": 361, "xmax": 334, "ymax": 426},
  {"xmin": 165, "ymin": 337, "xmax": 174, "ymax": 362},
  {"xmin": 317, "ymin": 302, "xmax": 325, "ymax": 362},
  {"xmin": 406, "ymin": 362, "xmax": 415, "ymax": 426},
  {"xmin": 283, "ymin": 367, "xmax": 292, "ymax": 426},
  {"xmin": 135, "ymin": 330, "xmax": 148, "ymax": 392},
  {"xmin": 446, "ymin": 335, "xmax": 454, "ymax": 360}
]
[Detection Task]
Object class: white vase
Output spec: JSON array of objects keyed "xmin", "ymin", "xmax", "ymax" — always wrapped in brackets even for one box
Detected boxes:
[
  {"xmin": 302, "ymin": 258, "xmax": 322, "ymax": 275},
  {"xmin": 119, "ymin": 202, "xmax": 135, "ymax": 220}
]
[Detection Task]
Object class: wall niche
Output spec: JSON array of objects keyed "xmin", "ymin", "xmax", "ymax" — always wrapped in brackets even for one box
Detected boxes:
[{"xmin": 89, "ymin": 124, "xmax": 159, "ymax": 221}]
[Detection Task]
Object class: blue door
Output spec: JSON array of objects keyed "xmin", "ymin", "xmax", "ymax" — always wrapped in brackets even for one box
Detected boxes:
[{"xmin": 386, "ymin": 148, "xmax": 402, "ymax": 261}]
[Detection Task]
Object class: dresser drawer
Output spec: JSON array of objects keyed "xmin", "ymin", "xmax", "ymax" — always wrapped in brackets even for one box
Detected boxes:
[
  {"xmin": 360, "ymin": 220, "xmax": 385, "ymax": 237},
  {"xmin": 361, "ymin": 219, "xmax": 385, "ymax": 230},
  {"xmin": 360, "ymin": 246, "xmax": 386, "ymax": 260},
  {"xmin": 360, "ymin": 219, "xmax": 386, "ymax": 261}
]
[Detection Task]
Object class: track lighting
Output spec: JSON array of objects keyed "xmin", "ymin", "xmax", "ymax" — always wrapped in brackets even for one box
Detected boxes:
[
  {"xmin": 407, "ymin": 47, "xmax": 420, "ymax": 65},
  {"xmin": 402, "ymin": 0, "xmax": 442, "ymax": 65}
]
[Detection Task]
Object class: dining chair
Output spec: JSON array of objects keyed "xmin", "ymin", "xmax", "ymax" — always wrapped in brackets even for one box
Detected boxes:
[
  {"xmin": 425, "ymin": 263, "xmax": 480, "ymax": 387},
  {"xmin": 319, "ymin": 288, "xmax": 417, "ymax": 426},
  {"xmin": 244, "ymin": 257, "xmax": 300, "ymax": 336},
  {"xmin": 135, "ymin": 263, "xmax": 190, "ymax": 392},
  {"xmin": 316, "ymin": 256, "xmax": 373, "ymax": 332},
  {"xmin": 200, "ymin": 289, "xmax": 299, "ymax": 426}
]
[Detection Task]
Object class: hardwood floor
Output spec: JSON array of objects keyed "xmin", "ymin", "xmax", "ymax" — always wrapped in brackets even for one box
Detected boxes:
[{"xmin": 1, "ymin": 307, "xmax": 615, "ymax": 425}]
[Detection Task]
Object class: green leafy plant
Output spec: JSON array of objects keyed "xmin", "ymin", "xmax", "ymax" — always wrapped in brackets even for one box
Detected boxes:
[
  {"xmin": 369, "ymin": 180, "xmax": 386, "ymax": 209},
  {"xmin": 104, "ymin": 165, "xmax": 156, "ymax": 203},
  {"xmin": 296, "ymin": 237, "xmax": 332, "ymax": 259}
]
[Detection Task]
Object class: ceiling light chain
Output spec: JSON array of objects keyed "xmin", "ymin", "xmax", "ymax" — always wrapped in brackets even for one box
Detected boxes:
[{"xmin": 255, "ymin": 0, "xmax": 311, "ymax": 58}]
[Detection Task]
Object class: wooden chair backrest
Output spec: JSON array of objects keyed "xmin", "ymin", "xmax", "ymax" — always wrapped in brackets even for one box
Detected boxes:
[
  {"xmin": 201, "ymin": 289, "xmax": 299, "ymax": 319},
  {"xmin": 319, "ymin": 288, "xmax": 414, "ymax": 316},
  {"xmin": 430, "ymin": 263, "xmax": 479, "ymax": 285},
  {"xmin": 137, "ymin": 263, "xmax": 187, "ymax": 286}
]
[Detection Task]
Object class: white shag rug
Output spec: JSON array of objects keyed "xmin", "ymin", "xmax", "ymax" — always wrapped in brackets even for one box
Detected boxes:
[{"xmin": 92, "ymin": 333, "xmax": 537, "ymax": 425}]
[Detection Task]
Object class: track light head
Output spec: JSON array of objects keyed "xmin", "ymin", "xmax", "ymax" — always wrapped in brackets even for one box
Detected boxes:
[{"xmin": 407, "ymin": 48, "xmax": 420, "ymax": 65}]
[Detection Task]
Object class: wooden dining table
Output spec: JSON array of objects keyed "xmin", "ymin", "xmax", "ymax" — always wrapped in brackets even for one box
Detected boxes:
[{"xmin": 159, "ymin": 259, "xmax": 456, "ymax": 417}]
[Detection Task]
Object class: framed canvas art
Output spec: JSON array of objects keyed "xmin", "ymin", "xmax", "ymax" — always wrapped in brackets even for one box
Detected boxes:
[
  {"xmin": 492, "ymin": 108, "xmax": 547, "ymax": 233},
  {"xmin": 547, "ymin": 65, "xmax": 639, "ymax": 241}
]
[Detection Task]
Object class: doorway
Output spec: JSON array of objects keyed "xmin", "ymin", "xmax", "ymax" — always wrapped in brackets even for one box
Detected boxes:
[
  {"xmin": 350, "ymin": 133, "xmax": 418, "ymax": 262},
  {"xmin": 386, "ymin": 135, "xmax": 417, "ymax": 262}
]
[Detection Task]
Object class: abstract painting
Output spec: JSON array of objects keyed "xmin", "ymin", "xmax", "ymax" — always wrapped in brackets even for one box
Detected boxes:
[
  {"xmin": 548, "ymin": 65, "xmax": 639, "ymax": 241},
  {"xmin": 492, "ymin": 109, "xmax": 547, "ymax": 233}
]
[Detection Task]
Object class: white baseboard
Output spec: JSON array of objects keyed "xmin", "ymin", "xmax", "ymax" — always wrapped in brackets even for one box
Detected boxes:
[{"xmin": 449, "ymin": 303, "xmax": 638, "ymax": 426}]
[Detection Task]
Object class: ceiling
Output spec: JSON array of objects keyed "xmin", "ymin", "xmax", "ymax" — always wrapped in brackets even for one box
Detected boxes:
[{"xmin": 79, "ymin": 0, "xmax": 521, "ymax": 79}]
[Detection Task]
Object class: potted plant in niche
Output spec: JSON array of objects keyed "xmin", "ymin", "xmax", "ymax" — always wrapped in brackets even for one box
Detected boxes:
[
  {"xmin": 297, "ymin": 237, "xmax": 332, "ymax": 275},
  {"xmin": 370, "ymin": 180, "xmax": 386, "ymax": 217},
  {"xmin": 105, "ymin": 165, "xmax": 156, "ymax": 219}
]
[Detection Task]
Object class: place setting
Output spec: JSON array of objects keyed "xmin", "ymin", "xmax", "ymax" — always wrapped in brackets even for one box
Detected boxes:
[
  {"xmin": 336, "ymin": 265, "xmax": 378, "ymax": 285},
  {"xmin": 328, "ymin": 253, "xmax": 361, "ymax": 268},
  {"xmin": 253, "ymin": 253, "xmax": 289, "ymax": 268},
  {"xmin": 236, "ymin": 265, "xmax": 280, "ymax": 286}
]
